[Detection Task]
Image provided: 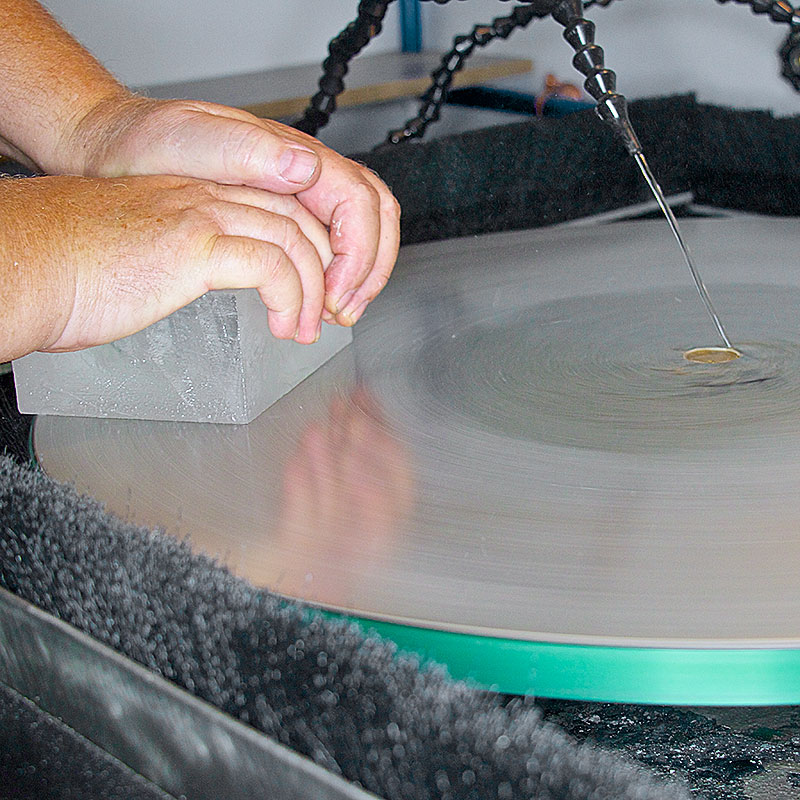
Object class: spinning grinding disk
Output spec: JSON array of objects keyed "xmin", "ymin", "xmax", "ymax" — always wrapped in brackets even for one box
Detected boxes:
[{"xmin": 34, "ymin": 218, "xmax": 800, "ymax": 705}]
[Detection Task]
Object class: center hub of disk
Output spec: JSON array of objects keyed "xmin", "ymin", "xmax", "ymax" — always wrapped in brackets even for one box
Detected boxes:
[{"xmin": 683, "ymin": 347, "xmax": 742, "ymax": 364}]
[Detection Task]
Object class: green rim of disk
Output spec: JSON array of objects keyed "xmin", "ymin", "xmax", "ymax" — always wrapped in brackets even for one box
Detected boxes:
[{"xmin": 322, "ymin": 611, "xmax": 800, "ymax": 705}]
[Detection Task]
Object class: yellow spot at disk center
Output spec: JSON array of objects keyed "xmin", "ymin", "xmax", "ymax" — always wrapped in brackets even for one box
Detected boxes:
[{"xmin": 683, "ymin": 346, "xmax": 742, "ymax": 364}]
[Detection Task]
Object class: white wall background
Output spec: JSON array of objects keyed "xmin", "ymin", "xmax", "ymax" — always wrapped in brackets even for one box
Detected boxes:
[
  {"xmin": 39, "ymin": 1, "xmax": 403, "ymax": 87},
  {"xmin": 420, "ymin": 0, "xmax": 800, "ymax": 115},
  {"xmin": 41, "ymin": 0, "xmax": 800, "ymax": 115}
]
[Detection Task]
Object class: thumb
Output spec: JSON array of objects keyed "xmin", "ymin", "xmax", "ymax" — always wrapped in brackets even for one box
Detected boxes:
[
  {"xmin": 171, "ymin": 109, "xmax": 321, "ymax": 190},
  {"xmin": 102, "ymin": 101, "xmax": 323, "ymax": 192}
]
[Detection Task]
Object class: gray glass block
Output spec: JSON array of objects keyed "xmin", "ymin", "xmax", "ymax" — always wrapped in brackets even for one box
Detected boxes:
[{"xmin": 12, "ymin": 290, "xmax": 352, "ymax": 424}]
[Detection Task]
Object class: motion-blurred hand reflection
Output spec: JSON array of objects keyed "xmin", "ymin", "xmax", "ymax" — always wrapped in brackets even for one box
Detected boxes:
[{"xmin": 270, "ymin": 386, "xmax": 415, "ymax": 606}]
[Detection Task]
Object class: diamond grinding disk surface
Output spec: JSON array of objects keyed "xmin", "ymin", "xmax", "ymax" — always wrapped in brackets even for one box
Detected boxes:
[{"xmin": 33, "ymin": 218, "xmax": 800, "ymax": 704}]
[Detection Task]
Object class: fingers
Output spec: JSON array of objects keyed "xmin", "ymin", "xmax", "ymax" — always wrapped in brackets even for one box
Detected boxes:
[
  {"xmin": 333, "ymin": 174, "xmax": 401, "ymax": 326},
  {"xmin": 203, "ymin": 235, "xmax": 299, "ymax": 342},
  {"xmin": 208, "ymin": 171, "xmax": 399, "ymax": 331},
  {"xmin": 209, "ymin": 185, "xmax": 333, "ymax": 268},
  {"xmin": 167, "ymin": 110, "xmax": 401, "ymax": 324},
  {"xmin": 203, "ymin": 189, "xmax": 331, "ymax": 342},
  {"xmin": 298, "ymin": 165, "xmax": 401, "ymax": 327},
  {"xmin": 83, "ymin": 98, "xmax": 401, "ymax": 327},
  {"xmin": 11, "ymin": 175, "xmax": 341, "ymax": 355},
  {"xmin": 203, "ymin": 229, "xmax": 320, "ymax": 345},
  {"xmin": 154, "ymin": 109, "xmax": 401, "ymax": 327}
]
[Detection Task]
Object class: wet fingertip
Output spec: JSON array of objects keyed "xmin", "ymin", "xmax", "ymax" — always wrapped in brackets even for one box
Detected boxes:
[
  {"xmin": 339, "ymin": 298, "xmax": 369, "ymax": 326},
  {"xmin": 334, "ymin": 310, "xmax": 355, "ymax": 327},
  {"xmin": 267, "ymin": 310, "xmax": 299, "ymax": 340},
  {"xmin": 294, "ymin": 312, "xmax": 319, "ymax": 344},
  {"xmin": 298, "ymin": 320, "xmax": 322, "ymax": 344},
  {"xmin": 294, "ymin": 326, "xmax": 318, "ymax": 345}
]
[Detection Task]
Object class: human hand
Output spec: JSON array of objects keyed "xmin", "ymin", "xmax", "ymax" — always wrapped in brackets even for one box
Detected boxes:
[
  {"xmin": 0, "ymin": 174, "xmax": 334, "ymax": 361},
  {"xmin": 271, "ymin": 387, "xmax": 416, "ymax": 603},
  {"xmin": 66, "ymin": 96, "xmax": 401, "ymax": 327}
]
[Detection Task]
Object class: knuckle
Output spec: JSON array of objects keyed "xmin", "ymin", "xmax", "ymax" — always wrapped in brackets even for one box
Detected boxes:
[
  {"xmin": 165, "ymin": 179, "xmax": 217, "ymax": 215},
  {"xmin": 180, "ymin": 204, "xmax": 226, "ymax": 243},
  {"xmin": 185, "ymin": 179, "xmax": 220, "ymax": 205},
  {"xmin": 385, "ymin": 191, "xmax": 401, "ymax": 219},
  {"xmin": 222, "ymin": 124, "xmax": 271, "ymax": 174},
  {"xmin": 153, "ymin": 100, "xmax": 198, "ymax": 132},
  {"xmin": 276, "ymin": 216, "xmax": 307, "ymax": 256},
  {"xmin": 199, "ymin": 180, "xmax": 234, "ymax": 202},
  {"xmin": 200, "ymin": 233, "xmax": 226, "ymax": 291},
  {"xmin": 263, "ymin": 243, "xmax": 295, "ymax": 285},
  {"xmin": 194, "ymin": 197, "xmax": 230, "ymax": 229},
  {"xmin": 350, "ymin": 179, "xmax": 381, "ymax": 209},
  {"xmin": 351, "ymin": 160, "xmax": 397, "ymax": 209},
  {"xmin": 374, "ymin": 262, "xmax": 394, "ymax": 290}
]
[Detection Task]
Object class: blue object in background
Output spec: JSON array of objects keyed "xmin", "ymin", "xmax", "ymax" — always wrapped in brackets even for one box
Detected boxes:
[
  {"xmin": 398, "ymin": 3, "xmax": 590, "ymax": 118},
  {"xmin": 400, "ymin": 0, "xmax": 422, "ymax": 53},
  {"xmin": 446, "ymin": 86, "xmax": 593, "ymax": 118}
]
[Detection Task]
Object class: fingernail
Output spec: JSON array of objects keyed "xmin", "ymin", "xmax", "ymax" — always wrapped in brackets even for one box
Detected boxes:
[
  {"xmin": 314, "ymin": 320, "xmax": 322, "ymax": 342},
  {"xmin": 342, "ymin": 299, "xmax": 369, "ymax": 325},
  {"xmin": 279, "ymin": 146, "xmax": 318, "ymax": 185},
  {"xmin": 350, "ymin": 300, "xmax": 369, "ymax": 323},
  {"xmin": 333, "ymin": 289, "xmax": 355, "ymax": 314}
]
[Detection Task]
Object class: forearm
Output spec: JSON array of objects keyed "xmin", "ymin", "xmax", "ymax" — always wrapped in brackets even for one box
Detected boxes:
[
  {"xmin": 0, "ymin": 4, "xmax": 400, "ymax": 343},
  {"xmin": 0, "ymin": 267, "xmax": 61, "ymax": 363},
  {"xmin": 0, "ymin": 180, "xmax": 72, "ymax": 361},
  {"xmin": 0, "ymin": 0, "xmax": 129, "ymax": 174}
]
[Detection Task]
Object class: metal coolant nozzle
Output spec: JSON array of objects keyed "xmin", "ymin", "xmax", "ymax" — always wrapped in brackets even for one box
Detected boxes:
[
  {"xmin": 593, "ymin": 93, "xmax": 642, "ymax": 156},
  {"xmin": 551, "ymin": 0, "xmax": 735, "ymax": 349},
  {"xmin": 553, "ymin": 3, "xmax": 643, "ymax": 155}
]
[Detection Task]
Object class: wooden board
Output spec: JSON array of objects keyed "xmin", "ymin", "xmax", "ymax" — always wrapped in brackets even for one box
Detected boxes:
[{"xmin": 141, "ymin": 51, "xmax": 533, "ymax": 119}]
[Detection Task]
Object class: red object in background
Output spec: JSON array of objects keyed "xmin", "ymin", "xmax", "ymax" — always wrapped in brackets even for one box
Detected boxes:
[{"xmin": 535, "ymin": 73, "xmax": 585, "ymax": 116}]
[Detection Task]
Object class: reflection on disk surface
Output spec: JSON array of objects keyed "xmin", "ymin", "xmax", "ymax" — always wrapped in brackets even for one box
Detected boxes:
[{"xmin": 34, "ymin": 219, "xmax": 800, "ymax": 651}]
